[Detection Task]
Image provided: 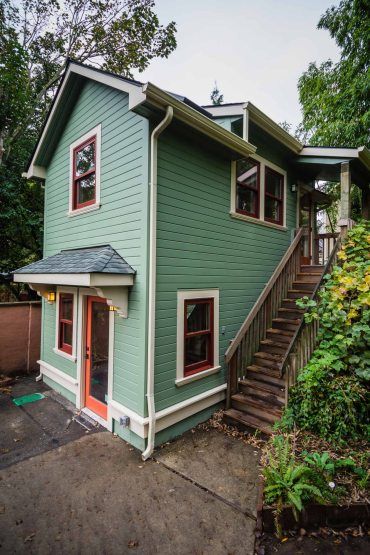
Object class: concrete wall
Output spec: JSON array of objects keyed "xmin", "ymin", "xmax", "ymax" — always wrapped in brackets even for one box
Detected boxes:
[{"xmin": 0, "ymin": 302, "xmax": 41, "ymax": 375}]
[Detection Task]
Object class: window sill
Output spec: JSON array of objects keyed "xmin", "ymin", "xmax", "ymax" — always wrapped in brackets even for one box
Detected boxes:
[
  {"xmin": 230, "ymin": 211, "xmax": 287, "ymax": 231},
  {"xmin": 67, "ymin": 203, "xmax": 101, "ymax": 217},
  {"xmin": 175, "ymin": 365, "xmax": 221, "ymax": 387},
  {"xmin": 53, "ymin": 347, "xmax": 77, "ymax": 363}
]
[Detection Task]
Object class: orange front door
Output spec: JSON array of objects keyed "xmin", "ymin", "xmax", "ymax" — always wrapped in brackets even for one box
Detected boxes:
[{"xmin": 85, "ymin": 296, "xmax": 109, "ymax": 419}]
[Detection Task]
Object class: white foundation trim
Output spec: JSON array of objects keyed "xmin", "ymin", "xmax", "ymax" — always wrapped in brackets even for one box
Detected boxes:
[
  {"xmin": 231, "ymin": 153, "xmax": 287, "ymax": 229},
  {"xmin": 38, "ymin": 356, "xmax": 226, "ymax": 440},
  {"xmin": 69, "ymin": 124, "xmax": 101, "ymax": 216},
  {"xmin": 176, "ymin": 289, "xmax": 220, "ymax": 383},
  {"xmin": 38, "ymin": 360, "xmax": 78, "ymax": 394}
]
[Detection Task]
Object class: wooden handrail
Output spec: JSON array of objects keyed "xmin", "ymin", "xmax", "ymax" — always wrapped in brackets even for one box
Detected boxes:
[
  {"xmin": 280, "ymin": 234, "xmax": 342, "ymax": 390},
  {"xmin": 225, "ymin": 228, "xmax": 303, "ymax": 364}
]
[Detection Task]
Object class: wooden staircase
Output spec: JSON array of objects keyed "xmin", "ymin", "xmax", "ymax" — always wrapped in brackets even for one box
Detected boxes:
[
  {"xmin": 224, "ymin": 228, "xmax": 342, "ymax": 436},
  {"xmin": 224, "ymin": 264, "xmax": 324, "ymax": 434}
]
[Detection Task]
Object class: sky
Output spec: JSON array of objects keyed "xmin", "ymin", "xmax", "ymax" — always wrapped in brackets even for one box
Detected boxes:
[{"xmin": 134, "ymin": 0, "xmax": 340, "ymax": 129}]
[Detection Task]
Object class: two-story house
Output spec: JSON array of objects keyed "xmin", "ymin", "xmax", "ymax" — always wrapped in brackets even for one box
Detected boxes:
[{"xmin": 14, "ymin": 60, "xmax": 370, "ymax": 459}]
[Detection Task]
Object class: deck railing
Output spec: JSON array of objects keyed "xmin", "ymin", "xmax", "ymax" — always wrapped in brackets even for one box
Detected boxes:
[
  {"xmin": 225, "ymin": 228, "xmax": 304, "ymax": 408},
  {"xmin": 314, "ymin": 232, "xmax": 339, "ymax": 265},
  {"xmin": 281, "ymin": 234, "xmax": 342, "ymax": 404}
]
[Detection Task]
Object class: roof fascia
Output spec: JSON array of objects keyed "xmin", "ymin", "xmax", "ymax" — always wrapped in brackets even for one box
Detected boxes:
[
  {"xmin": 243, "ymin": 101, "xmax": 303, "ymax": 153},
  {"xmin": 205, "ymin": 104, "xmax": 244, "ymax": 117},
  {"xmin": 300, "ymin": 146, "xmax": 370, "ymax": 173},
  {"xmin": 138, "ymin": 83, "xmax": 256, "ymax": 158}
]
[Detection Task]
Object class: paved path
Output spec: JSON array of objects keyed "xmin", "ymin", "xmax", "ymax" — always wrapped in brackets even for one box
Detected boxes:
[{"xmin": 0, "ymin": 379, "xmax": 259, "ymax": 554}]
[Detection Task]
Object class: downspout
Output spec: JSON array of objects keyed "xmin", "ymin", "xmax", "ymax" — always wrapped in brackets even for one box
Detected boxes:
[{"xmin": 142, "ymin": 106, "xmax": 173, "ymax": 461}]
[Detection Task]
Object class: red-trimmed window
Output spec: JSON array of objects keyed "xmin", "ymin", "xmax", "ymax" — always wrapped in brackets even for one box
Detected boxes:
[
  {"xmin": 265, "ymin": 166, "xmax": 284, "ymax": 225},
  {"xmin": 72, "ymin": 136, "xmax": 96, "ymax": 210},
  {"xmin": 236, "ymin": 158, "xmax": 260, "ymax": 218},
  {"xmin": 184, "ymin": 298, "xmax": 214, "ymax": 377},
  {"xmin": 58, "ymin": 293, "xmax": 73, "ymax": 354}
]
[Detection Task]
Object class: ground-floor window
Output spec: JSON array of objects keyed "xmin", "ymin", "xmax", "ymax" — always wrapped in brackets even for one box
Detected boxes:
[
  {"xmin": 176, "ymin": 289, "xmax": 220, "ymax": 385},
  {"xmin": 54, "ymin": 287, "xmax": 78, "ymax": 361}
]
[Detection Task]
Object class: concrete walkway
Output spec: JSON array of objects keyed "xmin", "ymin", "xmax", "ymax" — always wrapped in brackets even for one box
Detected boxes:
[{"xmin": 0, "ymin": 379, "xmax": 259, "ymax": 554}]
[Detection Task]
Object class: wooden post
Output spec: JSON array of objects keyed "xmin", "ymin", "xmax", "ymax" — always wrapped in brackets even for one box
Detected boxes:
[
  {"xmin": 362, "ymin": 186, "xmax": 370, "ymax": 220},
  {"xmin": 339, "ymin": 161, "xmax": 351, "ymax": 235}
]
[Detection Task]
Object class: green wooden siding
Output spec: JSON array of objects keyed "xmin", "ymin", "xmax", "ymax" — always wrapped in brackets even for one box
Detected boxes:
[
  {"xmin": 41, "ymin": 79, "xmax": 149, "ymax": 416},
  {"xmin": 154, "ymin": 125, "xmax": 298, "ymax": 411}
]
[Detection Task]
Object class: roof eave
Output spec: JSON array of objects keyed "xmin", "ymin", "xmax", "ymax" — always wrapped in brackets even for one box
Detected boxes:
[
  {"xmin": 139, "ymin": 83, "xmax": 256, "ymax": 158},
  {"xmin": 243, "ymin": 102, "xmax": 303, "ymax": 154}
]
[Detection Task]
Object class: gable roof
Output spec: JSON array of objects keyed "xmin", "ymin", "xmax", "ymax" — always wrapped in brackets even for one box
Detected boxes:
[
  {"xmin": 205, "ymin": 102, "xmax": 303, "ymax": 153},
  {"xmin": 14, "ymin": 245, "xmax": 135, "ymax": 275},
  {"xmin": 25, "ymin": 60, "xmax": 256, "ymax": 179}
]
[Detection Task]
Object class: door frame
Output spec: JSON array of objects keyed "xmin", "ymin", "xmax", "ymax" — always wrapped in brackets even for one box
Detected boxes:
[
  {"xmin": 75, "ymin": 288, "xmax": 114, "ymax": 429},
  {"xmin": 84, "ymin": 295, "xmax": 110, "ymax": 419}
]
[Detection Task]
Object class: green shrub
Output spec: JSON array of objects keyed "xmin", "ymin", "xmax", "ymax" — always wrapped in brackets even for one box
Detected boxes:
[{"xmin": 283, "ymin": 222, "xmax": 370, "ymax": 442}]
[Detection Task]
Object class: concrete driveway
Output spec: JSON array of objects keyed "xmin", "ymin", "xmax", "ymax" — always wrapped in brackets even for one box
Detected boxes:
[{"xmin": 0, "ymin": 378, "xmax": 259, "ymax": 554}]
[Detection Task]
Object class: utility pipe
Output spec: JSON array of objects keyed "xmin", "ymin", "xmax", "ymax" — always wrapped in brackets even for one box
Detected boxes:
[{"xmin": 142, "ymin": 106, "xmax": 173, "ymax": 461}]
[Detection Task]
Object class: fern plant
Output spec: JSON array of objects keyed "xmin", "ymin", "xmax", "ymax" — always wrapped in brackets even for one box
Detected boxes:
[{"xmin": 263, "ymin": 436, "xmax": 323, "ymax": 537}]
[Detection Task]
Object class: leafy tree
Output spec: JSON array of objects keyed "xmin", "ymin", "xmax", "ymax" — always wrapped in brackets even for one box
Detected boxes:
[
  {"xmin": 0, "ymin": 0, "xmax": 176, "ymax": 297},
  {"xmin": 210, "ymin": 81, "xmax": 223, "ymax": 105},
  {"xmin": 298, "ymin": 0, "xmax": 370, "ymax": 147}
]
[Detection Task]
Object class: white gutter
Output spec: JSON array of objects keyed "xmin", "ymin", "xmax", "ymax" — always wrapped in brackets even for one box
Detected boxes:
[{"xmin": 142, "ymin": 106, "xmax": 174, "ymax": 461}]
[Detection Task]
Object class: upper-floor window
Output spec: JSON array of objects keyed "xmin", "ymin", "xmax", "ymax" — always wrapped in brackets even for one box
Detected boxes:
[
  {"xmin": 73, "ymin": 137, "xmax": 96, "ymax": 210},
  {"xmin": 265, "ymin": 166, "xmax": 284, "ymax": 225},
  {"xmin": 236, "ymin": 158, "xmax": 260, "ymax": 218},
  {"xmin": 69, "ymin": 124, "xmax": 101, "ymax": 216},
  {"xmin": 231, "ymin": 154, "xmax": 286, "ymax": 229}
]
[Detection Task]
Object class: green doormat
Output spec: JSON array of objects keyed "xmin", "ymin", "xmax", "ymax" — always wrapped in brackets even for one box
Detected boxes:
[{"xmin": 13, "ymin": 393, "xmax": 45, "ymax": 406}]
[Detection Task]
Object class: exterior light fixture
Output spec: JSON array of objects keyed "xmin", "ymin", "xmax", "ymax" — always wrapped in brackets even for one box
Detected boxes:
[
  {"xmin": 109, "ymin": 305, "xmax": 117, "ymax": 312},
  {"xmin": 47, "ymin": 291, "xmax": 56, "ymax": 302},
  {"xmin": 291, "ymin": 183, "xmax": 297, "ymax": 193}
]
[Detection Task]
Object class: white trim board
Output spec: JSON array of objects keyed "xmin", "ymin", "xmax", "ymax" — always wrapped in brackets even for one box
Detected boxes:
[
  {"xmin": 38, "ymin": 360, "xmax": 78, "ymax": 394},
  {"xmin": 37, "ymin": 358, "xmax": 226, "ymax": 440},
  {"xmin": 13, "ymin": 273, "xmax": 134, "ymax": 287}
]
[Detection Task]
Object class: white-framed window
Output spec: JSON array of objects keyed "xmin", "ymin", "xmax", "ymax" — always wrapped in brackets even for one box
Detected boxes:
[
  {"xmin": 68, "ymin": 124, "xmax": 101, "ymax": 216},
  {"xmin": 53, "ymin": 286, "xmax": 78, "ymax": 362},
  {"xmin": 176, "ymin": 289, "xmax": 220, "ymax": 386},
  {"xmin": 230, "ymin": 153, "xmax": 287, "ymax": 230}
]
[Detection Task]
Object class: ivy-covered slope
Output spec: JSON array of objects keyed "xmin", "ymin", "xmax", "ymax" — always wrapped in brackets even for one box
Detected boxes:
[{"xmin": 283, "ymin": 221, "xmax": 370, "ymax": 442}]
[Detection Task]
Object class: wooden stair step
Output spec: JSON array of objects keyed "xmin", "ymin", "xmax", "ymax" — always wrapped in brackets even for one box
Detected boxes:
[
  {"xmin": 246, "ymin": 365, "xmax": 283, "ymax": 384},
  {"xmin": 224, "ymin": 408, "xmax": 273, "ymax": 436},
  {"xmin": 287, "ymin": 289, "xmax": 311, "ymax": 299},
  {"xmin": 260, "ymin": 339, "xmax": 288, "ymax": 355},
  {"xmin": 231, "ymin": 393, "xmax": 282, "ymax": 423},
  {"xmin": 272, "ymin": 318, "xmax": 300, "ymax": 331},
  {"xmin": 239, "ymin": 383, "xmax": 285, "ymax": 406},
  {"xmin": 266, "ymin": 327, "xmax": 294, "ymax": 340},
  {"xmin": 240, "ymin": 377, "xmax": 285, "ymax": 399},
  {"xmin": 292, "ymin": 281, "xmax": 316, "ymax": 291},
  {"xmin": 296, "ymin": 273, "xmax": 322, "ymax": 283},
  {"xmin": 300, "ymin": 265, "xmax": 324, "ymax": 273},
  {"xmin": 281, "ymin": 298, "xmax": 301, "ymax": 307},
  {"xmin": 253, "ymin": 354, "xmax": 282, "ymax": 370},
  {"xmin": 278, "ymin": 307, "xmax": 304, "ymax": 319}
]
